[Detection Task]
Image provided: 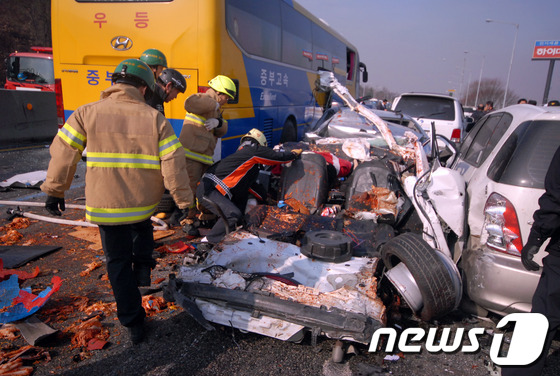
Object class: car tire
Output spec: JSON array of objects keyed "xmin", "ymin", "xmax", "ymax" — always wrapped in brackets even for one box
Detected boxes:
[
  {"xmin": 280, "ymin": 118, "xmax": 297, "ymax": 143},
  {"xmin": 380, "ymin": 232, "xmax": 458, "ymax": 321}
]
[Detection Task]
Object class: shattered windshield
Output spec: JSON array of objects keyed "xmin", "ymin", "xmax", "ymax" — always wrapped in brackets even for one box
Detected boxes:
[{"xmin": 6, "ymin": 56, "xmax": 55, "ymax": 85}]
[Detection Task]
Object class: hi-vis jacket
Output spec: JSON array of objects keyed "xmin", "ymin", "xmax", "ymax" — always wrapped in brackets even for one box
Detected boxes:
[
  {"xmin": 40, "ymin": 84, "xmax": 193, "ymax": 225},
  {"xmin": 179, "ymin": 89, "xmax": 228, "ymax": 165}
]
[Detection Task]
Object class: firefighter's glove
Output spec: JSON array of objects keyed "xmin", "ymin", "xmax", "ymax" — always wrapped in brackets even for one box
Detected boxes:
[
  {"xmin": 291, "ymin": 149, "xmax": 303, "ymax": 159},
  {"xmin": 178, "ymin": 207, "xmax": 190, "ymax": 225},
  {"xmin": 204, "ymin": 118, "xmax": 221, "ymax": 131},
  {"xmin": 45, "ymin": 196, "xmax": 65, "ymax": 216},
  {"xmin": 521, "ymin": 242, "xmax": 541, "ymax": 271}
]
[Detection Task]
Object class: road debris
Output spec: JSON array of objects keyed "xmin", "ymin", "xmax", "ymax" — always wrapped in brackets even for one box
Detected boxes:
[{"xmin": 79, "ymin": 260, "xmax": 103, "ymax": 277}]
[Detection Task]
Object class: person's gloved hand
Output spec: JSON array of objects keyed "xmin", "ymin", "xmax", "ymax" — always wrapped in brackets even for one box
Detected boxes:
[
  {"xmin": 204, "ymin": 118, "xmax": 220, "ymax": 131},
  {"xmin": 178, "ymin": 207, "xmax": 190, "ymax": 224},
  {"xmin": 521, "ymin": 243, "xmax": 541, "ymax": 271},
  {"xmin": 291, "ymin": 149, "xmax": 303, "ymax": 158},
  {"xmin": 45, "ymin": 196, "xmax": 65, "ymax": 216}
]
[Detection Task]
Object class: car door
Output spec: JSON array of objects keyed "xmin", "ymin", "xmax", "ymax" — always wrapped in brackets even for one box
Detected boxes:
[{"xmin": 451, "ymin": 112, "xmax": 514, "ymax": 233}]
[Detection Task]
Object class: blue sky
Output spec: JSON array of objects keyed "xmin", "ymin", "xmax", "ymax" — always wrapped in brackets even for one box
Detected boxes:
[{"xmin": 296, "ymin": 0, "xmax": 560, "ymax": 106}]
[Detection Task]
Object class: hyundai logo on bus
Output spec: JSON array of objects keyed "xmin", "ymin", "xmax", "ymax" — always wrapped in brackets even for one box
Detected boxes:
[
  {"xmin": 369, "ymin": 313, "xmax": 549, "ymax": 366},
  {"xmin": 111, "ymin": 36, "xmax": 133, "ymax": 51}
]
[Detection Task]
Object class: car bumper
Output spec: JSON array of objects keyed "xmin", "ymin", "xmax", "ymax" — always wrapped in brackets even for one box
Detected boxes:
[{"xmin": 461, "ymin": 239, "xmax": 541, "ymax": 315}]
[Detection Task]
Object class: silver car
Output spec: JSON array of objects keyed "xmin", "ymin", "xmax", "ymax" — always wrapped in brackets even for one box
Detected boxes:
[{"xmin": 452, "ymin": 104, "xmax": 560, "ymax": 316}]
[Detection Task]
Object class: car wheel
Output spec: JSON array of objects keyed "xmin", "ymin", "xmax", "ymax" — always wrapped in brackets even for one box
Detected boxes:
[
  {"xmin": 380, "ymin": 232, "xmax": 459, "ymax": 321},
  {"xmin": 280, "ymin": 118, "xmax": 297, "ymax": 143}
]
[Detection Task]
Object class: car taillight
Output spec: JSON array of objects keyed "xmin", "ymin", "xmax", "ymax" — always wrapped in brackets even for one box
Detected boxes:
[
  {"xmin": 55, "ymin": 78, "xmax": 65, "ymax": 128},
  {"xmin": 481, "ymin": 192, "xmax": 523, "ymax": 256},
  {"xmin": 451, "ymin": 128, "xmax": 461, "ymax": 143}
]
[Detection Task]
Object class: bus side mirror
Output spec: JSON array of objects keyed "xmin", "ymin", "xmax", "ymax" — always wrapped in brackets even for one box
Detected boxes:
[{"xmin": 359, "ymin": 62, "xmax": 368, "ymax": 83}]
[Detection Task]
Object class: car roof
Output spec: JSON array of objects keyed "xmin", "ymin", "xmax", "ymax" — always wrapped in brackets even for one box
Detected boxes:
[
  {"xmin": 397, "ymin": 92, "xmax": 460, "ymax": 101},
  {"xmin": 493, "ymin": 103, "xmax": 560, "ymax": 121}
]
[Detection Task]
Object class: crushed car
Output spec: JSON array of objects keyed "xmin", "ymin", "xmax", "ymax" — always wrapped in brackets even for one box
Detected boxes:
[{"xmin": 164, "ymin": 71, "xmax": 466, "ymax": 357}]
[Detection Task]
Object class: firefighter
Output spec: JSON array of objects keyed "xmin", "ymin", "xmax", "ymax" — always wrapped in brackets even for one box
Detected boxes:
[
  {"xmin": 139, "ymin": 48, "xmax": 167, "ymax": 79},
  {"xmin": 502, "ymin": 145, "xmax": 560, "ymax": 376},
  {"xmin": 178, "ymin": 75, "xmax": 236, "ymax": 223},
  {"xmin": 147, "ymin": 68, "xmax": 187, "ymax": 115},
  {"xmin": 196, "ymin": 128, "xmax": 301, "ymax": 246},
  {"xmin": 41, "ymin": 58, "xmax": 193, "ymax": 345}
]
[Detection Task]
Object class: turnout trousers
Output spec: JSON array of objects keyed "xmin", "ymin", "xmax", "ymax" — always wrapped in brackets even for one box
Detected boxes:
[
  {"xmin": 98, "ymin": 219, "xmax": 156, "ymax": 327},
  {"xmin": 196, "ymin": 184, "xmax": 243, "ymax": 244}
]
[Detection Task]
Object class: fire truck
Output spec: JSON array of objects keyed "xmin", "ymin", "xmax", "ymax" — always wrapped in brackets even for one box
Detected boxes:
[
  {"xmin": 4, "ymin": 47, "xmax": 65, "ymax": 128},
  {"xmin": 5, "ymin": 47, "xmax": 55, "ymax": 91}
]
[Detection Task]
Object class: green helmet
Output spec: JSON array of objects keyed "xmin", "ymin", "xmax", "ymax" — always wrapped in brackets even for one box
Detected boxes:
[
  {"xmin": 139, "ymin": 48, "xmax": 167, "ymax": 68},
  {"xmin": 208, "ymin": 75, "xmax": 236, "ymax": 99},
  {"xmin": 112, "ymin": 59, "xmax": 156, "ymax": 92}
]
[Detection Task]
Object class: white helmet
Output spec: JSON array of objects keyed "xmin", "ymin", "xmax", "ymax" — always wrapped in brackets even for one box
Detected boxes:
[{"xmin": 241, "ymin": 128, "xmax": 267, "ymax": 147}]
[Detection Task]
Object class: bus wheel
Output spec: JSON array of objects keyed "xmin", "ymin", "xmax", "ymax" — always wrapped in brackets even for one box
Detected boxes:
[{"xmin": 280, "ymin": 118, "xmax": 297, "ymax": 143}]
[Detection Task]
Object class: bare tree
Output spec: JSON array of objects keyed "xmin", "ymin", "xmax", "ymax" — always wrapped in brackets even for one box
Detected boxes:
[
  {"xmin": 461, "ymin": 78, "xmax": 519, "ymax": 109},
  {"xmin": 0, "ymin": 0, "xmax": 51, "ymax": 87},
  {"xmin": 360, "ymin": 85, "xmax": 398, "ymax": 103}
]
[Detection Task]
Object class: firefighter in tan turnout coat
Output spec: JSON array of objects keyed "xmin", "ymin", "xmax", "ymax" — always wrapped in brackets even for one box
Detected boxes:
[
  {"xmin": 41, "ymin": 58, "xmax": 193, "ymax": 344},
  {"xmin": 178, "ymin": 75, "xmax": 236, "ymax": 221}
]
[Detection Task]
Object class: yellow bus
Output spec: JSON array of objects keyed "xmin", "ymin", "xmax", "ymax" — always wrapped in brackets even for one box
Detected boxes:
[{"xmin": 51, "ymin": 0, "xmax": 368, "ymax": 157}]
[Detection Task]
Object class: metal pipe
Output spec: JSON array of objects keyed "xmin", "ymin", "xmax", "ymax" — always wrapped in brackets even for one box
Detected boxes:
[{"xmin": 1, "ymin": 200, "xmax": 168, "ymax": 230}]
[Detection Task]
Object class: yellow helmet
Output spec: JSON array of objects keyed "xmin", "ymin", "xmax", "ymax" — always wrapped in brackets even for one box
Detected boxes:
[
  {"xmin": 241, "ymin": 128, "xmax": 267, "ymax": 147},
  {"xmin": 208, "ymin": 75, "xmax": 236, "ymax": 99}
]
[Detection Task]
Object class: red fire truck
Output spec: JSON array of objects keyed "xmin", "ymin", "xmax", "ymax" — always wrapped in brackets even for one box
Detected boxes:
[
  {"xmin": 5, "ymin": 47, "xmax": 55, "ymax": 91},
  {"xmin": 5, "ymin": 47, "xmax": 65, "ymax": 127}
]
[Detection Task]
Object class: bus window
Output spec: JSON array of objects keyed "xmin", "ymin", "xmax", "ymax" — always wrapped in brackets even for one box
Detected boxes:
[
  {"xmin": 226, "ymin": 0, "xmax": 281, "ymax": 61},
  {"xmin": 311, "ymin": 23, "xmax": 345, "ymax": 77},
  {"xmin": 281, "ymin": 3, "xmax": 313, "ymax": 70},
  {"xmin": 347, "ymin": 49, "xmax": 355, "ymax": 81}
]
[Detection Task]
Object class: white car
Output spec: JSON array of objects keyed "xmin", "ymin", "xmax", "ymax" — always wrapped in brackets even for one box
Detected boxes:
[
  {"xmin": 452, "ymin": 104, "xmax": 560, "ymax": 316},
  {"xmin": 392, "ymin": 92, "xmax": 467, "ymax": 144}
]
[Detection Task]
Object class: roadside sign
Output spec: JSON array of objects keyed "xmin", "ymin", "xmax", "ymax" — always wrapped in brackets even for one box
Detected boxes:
[{"xmin": 532, "ymin": 40, "xmax": 560, "ymax": 60}]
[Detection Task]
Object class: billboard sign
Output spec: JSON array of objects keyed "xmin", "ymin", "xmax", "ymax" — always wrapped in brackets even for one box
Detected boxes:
[{"xmin": 532, "ymin": 40, "xmax": 560, "ymax": 60}]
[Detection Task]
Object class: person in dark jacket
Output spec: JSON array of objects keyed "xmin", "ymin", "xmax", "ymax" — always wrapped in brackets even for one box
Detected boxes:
[
  {"xmin": 196, "ymin": 128, "xmax": 301, "ymax": 245},
  {"xmin": 502, "ymin": 145, "xmax": 560, "ymax": 376},
  {"xmin": 146, "ymin": 68, "xmax": 186, "ymax": 115}
]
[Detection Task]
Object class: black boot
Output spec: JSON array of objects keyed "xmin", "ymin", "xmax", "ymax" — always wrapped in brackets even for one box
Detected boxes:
[
  {"xmin": 182, "ymin": 221, "xmax": 200, "ymax": 237},
  {"xmin": 128, "ymin": 322, "xmax": 145, "ymax": 344},
  {"xmin": 134, "ymin": 266, "xmax": 151, "ymax": 287}
]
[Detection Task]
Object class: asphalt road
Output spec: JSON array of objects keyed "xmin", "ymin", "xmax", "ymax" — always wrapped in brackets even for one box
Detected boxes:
[{"xmin": 1, "ymin": 145, "xmax": 560, "ymax": 376}]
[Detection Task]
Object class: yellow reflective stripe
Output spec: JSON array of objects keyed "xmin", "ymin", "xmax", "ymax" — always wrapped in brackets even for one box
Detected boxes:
[
  {"xmin": 184, "ymin": 112, "xmax": 206, "ymax": 125},
  {"xmin": 58, "ymin": 123, "xmax": 86, "ymax": 152},
  {"xmin": 86, "ymin": 152, "xmax": 161, "ymax": 169},
  {"xmin": 86, "ymin": 203, "xmax": 157, "ymax": 224},
  {"xmin": 184, "ymin": 148, "xmax": 213, "ymax": 165},
  {"xmin": 159, "ymin": 135, "xmax": 182, "ymax": 157}
]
